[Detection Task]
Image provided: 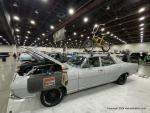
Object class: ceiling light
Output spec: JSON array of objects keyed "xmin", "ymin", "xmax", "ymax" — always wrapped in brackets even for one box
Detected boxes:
[
  {"xmin": 83, "ymin": 17, "xmax": 89, "ymax": 23},
  {"xmin": 37, "ymin": 37, "xmax": 40, "ymax": 40},
  {"xmin": 35, "ymin": 10, "xmax": 39, "ymax": 14},
  {"xmin": 140, "ymin": 27, "xmax": 144, "ymax": 30},
  {"xmin": 0, "ymin": 35, "xmax": 2, "ymax": 38},
  {"xmin": 69, "ymin": 38, "xmax": 71, "ymax": 41},
  {"xmin": 140, "ymin": 31, "xmax": 144, "ymax": 34},
  {"xmin": 87, "ymin": 36, "xmax": 90, "ymax": 39},
  {"xmin": 27, "ymin": 31, "xmax": 31, "ymax": 34},
  {"xmin": 138, "ymin": 7, "xmax": 146, "ymax": 13},
  {"xmin": 140, "ymin": 34, "xmax": 143, "ymax": 36},
  {"xmin": 94, "ymin": 24, "xmax": 98, "ymax": 28},
  {"xmin": 100, "ymin": 28, "xmax": 105, "ymax": 32},
  {"xmin": 16, "ymin": 35, "xmax": 20, "ymax": 38},
  {"xmin": 68, "ymin": 8, "xmax": 74, "ymax": 15},
  {"xmin": 42, "ymin": 33, "xmax": 45, "ymax": 36},
  {"xmin": 110, "ymin": 33, "xmax": 114, "ymax": 36},
  {"xmin": 25, "ymin": 36, "xmax": 29, "ymax": 39},
  {"xmin": 50, "ymin": 25, "xmax": 54, "ymax": 30},
  {"xmin": 41, "ymin": 0, "xmax": 48, "ymax": 2},
  {"xmin": 13, "ymin": 2, "xmax": 18, "ymax": 7},
  {"xmin": 106, "ymin": 31, "xmax": 110, "ymax": 34},
  {"xmin": 15, "ymin": 28, "xmax": 20, "ymax": 32},
  {"xmin": 73, "ymin": 32, "xmax": 77, "ymax": 36},
  {"xmin": 30, "ymin": 20, "xmax": 36, "ymax": 25},
  {"xmin": 139, "ymin": 23, "xmax": 144, "ymax": 27},
  {"xmin": 81, "ymin": 34, "xmax": 84, "ymax": 37},
  {"xmin": 139, "ymin": 16, "xmax": 145, "ymax": 21},
  {"xmin": 13, "ymin": 15, "xmax": 20, "ymax": 21}
]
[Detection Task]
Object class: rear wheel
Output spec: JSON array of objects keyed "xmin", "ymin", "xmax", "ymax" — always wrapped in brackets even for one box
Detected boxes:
[
  {"xmin": 115, "ymin": 74, "xmax": 127, "ymax": 85},
  {"xmin": 40, "ymin": 89, "xmax": 63, "ymax": 107},
  {"xmin": 83, "ymin": 39, "xmax": 95, "ymax": 52},
  {"xmin": 101, "ymin": 42, "xmax": 110, "ymax": 52}
]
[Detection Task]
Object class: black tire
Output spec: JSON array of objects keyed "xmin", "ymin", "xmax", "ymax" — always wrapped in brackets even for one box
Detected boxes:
[
  {"xmin": 40, "ymin": 89, "xmax": 63, "ymax": 107},
  {"xmin": 115, "ymin": 74, "xmax": 127, "ymax": 85},
  {"xmin": 101, "ymin": 42, "xmax": 110, "ymax": 52},
  {"xmin": 83, "ymin": 39, "xmax": 95, "ymax": 52}
]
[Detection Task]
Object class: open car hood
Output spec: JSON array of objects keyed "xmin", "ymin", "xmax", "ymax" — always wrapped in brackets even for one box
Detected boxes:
[{"xmin": 21, "ymin": 47, "xmax": 67, "ymax": 68}]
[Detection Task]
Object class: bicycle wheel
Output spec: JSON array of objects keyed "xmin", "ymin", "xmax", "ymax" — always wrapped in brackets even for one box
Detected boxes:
[
  {"xmin": 101, "ymin": 42, "xmax": 110, "ymax": 52},
  {"xmin": 83, "ymin": 39, "xmax": 95, "ymax": 52}
]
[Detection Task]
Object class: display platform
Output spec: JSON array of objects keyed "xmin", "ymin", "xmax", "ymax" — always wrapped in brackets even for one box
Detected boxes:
[{"xmin": 7, "ymin": 75, "xmax": 150, "ymax": 113}]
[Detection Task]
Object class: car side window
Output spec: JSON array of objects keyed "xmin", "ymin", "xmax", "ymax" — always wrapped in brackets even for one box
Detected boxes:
[
  {"xmin": 101, "ymin": 56, "xmax": 115, "ymax": 66},
  {"xmin": 82, "ymin": 59, "xmax": 90, "ymax": 68},
  {"xmin": 89, "ymin": 57, "xmax": 100, "ymax": 67}
]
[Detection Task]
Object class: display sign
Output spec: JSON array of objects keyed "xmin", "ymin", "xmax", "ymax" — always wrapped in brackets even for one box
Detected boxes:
[
  {"xmin": 53, "ymin": 27, "xmax": 66, "ymax": 42},
  {"xmin": 43, "ymin": 76, "xmax": 55, "ymax": 88}
]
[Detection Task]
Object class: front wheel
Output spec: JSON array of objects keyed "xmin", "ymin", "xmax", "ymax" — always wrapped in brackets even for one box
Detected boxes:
[
  {"xmin": 101, "ymin": 42, "xmax": 110, "ymax": 52},
  {"xmin": 40, "ymin": 89, "xmax": 63, "ymax": 107},
  {"xmin": 115, "ymin": 74, "xmax": 127, "ymax": 85}
]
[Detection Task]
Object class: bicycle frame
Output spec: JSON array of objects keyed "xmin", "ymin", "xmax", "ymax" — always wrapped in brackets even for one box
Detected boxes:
[{"xmin": 92, "ymin": 24, "xmax": 105, "ymax": 47}]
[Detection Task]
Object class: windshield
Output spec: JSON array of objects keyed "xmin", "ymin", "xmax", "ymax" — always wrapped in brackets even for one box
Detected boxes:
[{"xmin": 67, "ymin": 56, "xmax": 85, "ymax": 66}]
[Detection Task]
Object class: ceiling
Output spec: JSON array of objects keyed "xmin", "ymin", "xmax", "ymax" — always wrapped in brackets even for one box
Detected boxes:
[{"xmin": 0, "ymin": 0, "xmax": 150, "ymax": 48}]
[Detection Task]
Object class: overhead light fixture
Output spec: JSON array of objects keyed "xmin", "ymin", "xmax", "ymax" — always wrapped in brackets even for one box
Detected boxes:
[
  {"xmin": 16, "ymin": 35, "xmax": 20, "ymax": 38},
  {"xmin": 13, "ymin": 15, "xmax": 20, "ymax": 21},
  {"xmin": 140, "ymin": 34, "xmax": 143, "ymax": 36},
  {"xmin": 25, "ymin": 36, "xmax": 29, "ymax": 39},
  {"xmin": 34, "ymin": 10, "xmax": 39, "ymax": 14},
  {"xmin": 15, "ymin": 28, "xmax": 20, "ymax": 32},
  {"xmin": 139, "ymin": 16, "xmax": 145, "ymax": 21},
  {"xmin": 80, "ymin": 34, "xmax": 84, "ymax": 37},
  {"xmin": 50, "ymin": 25, "xmax": 54, "ymax": 29},
  {"xmin": 140, "ymin": 27, "xmax": 144, "ymax": 30},
  {"xmin": 13, "ymin": 2, "xmax": 18, "ymax": 7},
  {"xmin": 100, "ymin": 28, "xmax": 105, "ymax": 32},
  {"xmin": 30, "ymin": 20, "xmax": 36, "ymax": 25},
  {"xmin": 87, "ymin": 36, "xmax": 90, "ymax": 39},
  {"xmin": 140, "ymin": 31, "xmax": 144, "ymax": 34},
  {"xmin": 0, "ymin": 35, "xmax": 2, "ymax": 38},
  {"xmin": 42, "ymin": 33, "xmax": 45, "ymax": 36},
  {"xmin": 73, "ymin": 32, "xmax": 77, "ymax": 36},
  {"xmin": 69, "ymin": 38, "xmax": 71, "ymax": 41},
  {"xmin": 27, "ymin": 31, "xmax": 31, "ymax": 34},
  {"xmin": 139, "ymin": 23, "xmax": 145, "ymax": 27},
  {"xmin": 68, "ymin": 8, "xmax": 74, "ymax": 15},
  {"xmin": 94, "ymin": 24, "xmax": 98, "ymax": 28},
  {"xmin": 138, "ymin": 7, "xmax": 146, "ymax": 13},
  {"xmin": 41, "ymin": 0, "xmax": 48, "ymax": 2},
  {"xmin": 83, "ymin": 17, "xmax": 89, "ymax": 23},
  {"xmin": 106, "ymin": 31, "xmax": 110, "ymax": 34},
  {"xmin": 110, "ymin": 33, "xmax": 114, "ymax": 36},
  {"xmin": 37, "ymin": 37, "xmax": 40, "ymax": 40}
]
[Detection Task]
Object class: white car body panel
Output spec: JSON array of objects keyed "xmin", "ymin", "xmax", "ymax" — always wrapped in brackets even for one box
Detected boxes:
[{"xmin": 10, "ymin": 50, "xmax": 138, "ymax": 98}]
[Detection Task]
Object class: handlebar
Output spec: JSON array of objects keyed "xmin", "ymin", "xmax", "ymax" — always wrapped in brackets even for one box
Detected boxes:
[{"xmin": 92, "ymin": 24, "xmax": 105, "ymax": 34}]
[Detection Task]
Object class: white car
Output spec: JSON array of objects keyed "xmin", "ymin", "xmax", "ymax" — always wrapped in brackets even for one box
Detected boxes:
[{"xmin": 10, "ymin": 48, "xmax": 138, "ymax": 107}]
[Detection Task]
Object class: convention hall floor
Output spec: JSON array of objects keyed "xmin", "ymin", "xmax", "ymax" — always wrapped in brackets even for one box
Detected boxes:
[{"xmin": 0, "ymin": 57, "xmax": 150, "ymax": 113}]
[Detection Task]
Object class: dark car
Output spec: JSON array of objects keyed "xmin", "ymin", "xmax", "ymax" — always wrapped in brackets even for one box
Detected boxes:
[{"xmin": 129, "ymin": 52, "xmax": 147, "ymax": 63}]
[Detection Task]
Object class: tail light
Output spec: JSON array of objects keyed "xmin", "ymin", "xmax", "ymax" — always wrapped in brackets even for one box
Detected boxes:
[{"xmin": 61, "ymin": 66, "xmax": 68, "ymax": 86}]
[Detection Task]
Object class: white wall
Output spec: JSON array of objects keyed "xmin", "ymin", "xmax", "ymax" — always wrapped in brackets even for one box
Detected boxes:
[
  {"xmin": 0, "ymin": 45, "xmax": 16, "ymax": 53},
  {"xmin": 19, "ymin": 46, "xmax": 84, "ymax": 53},
  {"xmin": 110, "ymin": 42, "xmax": 150, "ymax": 53}
]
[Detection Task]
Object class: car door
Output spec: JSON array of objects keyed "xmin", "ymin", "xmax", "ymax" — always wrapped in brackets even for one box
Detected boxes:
[
  {"xmin": 100, "ymin": 56, "xmax": 121, "ymax": 83},
  {"xmin": 78, "ymin": 57, "xmax": 105, "ymax": 90}
]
